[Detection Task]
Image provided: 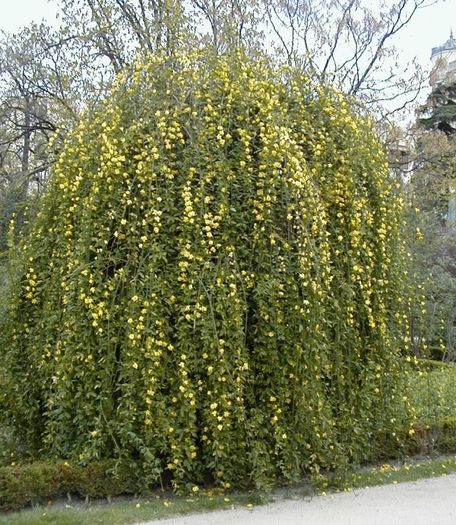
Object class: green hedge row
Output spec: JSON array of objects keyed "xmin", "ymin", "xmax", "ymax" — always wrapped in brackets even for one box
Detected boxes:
[
  {"xmin": 372, "ymin": 416, "xmax": 456, "ymax": 461},
  {"xmin": 411, "ymin": 416, "xmax": 456, "ymax": 455},
  {"xmin": 2, "ymin": 417, "xmax": 456, "ymax": 512},
  {"xmin": 414, "ymin": 359, "xmax": 456, "ymax": 372},
  {"xmin": 0, "ymin": 460, "xmax": 143, "ymax": 512}
]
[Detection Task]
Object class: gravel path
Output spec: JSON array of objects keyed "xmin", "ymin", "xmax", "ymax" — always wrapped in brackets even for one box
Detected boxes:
[{"xmin": 137, "ymin": 474, "xmax": 456, "ymax": 525}]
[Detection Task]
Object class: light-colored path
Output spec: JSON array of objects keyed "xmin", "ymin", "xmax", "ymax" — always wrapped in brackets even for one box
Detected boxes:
[{"xmin": 138, "ymin": 474, "xmax": 456, "ymax": 525}]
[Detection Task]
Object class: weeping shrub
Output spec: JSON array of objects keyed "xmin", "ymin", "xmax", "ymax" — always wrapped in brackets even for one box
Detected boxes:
[{"xmin": 1, "ymin": 51, "xmax": 412, "ymax": 490}]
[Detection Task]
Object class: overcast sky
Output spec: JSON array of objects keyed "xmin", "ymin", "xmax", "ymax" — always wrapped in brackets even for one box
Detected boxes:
[
  {"xmin": 0, "ymin": 0, "xmax": 455, "ymax": 74},
  {"xmin": 0, "ymin": 0, "xmax": 60, "ymax": 32}
]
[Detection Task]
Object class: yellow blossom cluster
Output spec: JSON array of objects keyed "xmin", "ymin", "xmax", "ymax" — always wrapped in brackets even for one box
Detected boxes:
[{"xmin": 2, "ymin": 50, "xmax": 412, "ymax": 491}]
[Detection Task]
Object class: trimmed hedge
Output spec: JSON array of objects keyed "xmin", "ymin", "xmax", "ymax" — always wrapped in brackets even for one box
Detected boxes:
[
  {"xmin": 0, "ymin": 460, "xmax": 142, "ymax": 512},
  {"xmin": 415, "ymin": 359, "xmax": 456, "ymax": 372},
  {"xmin": 2, "ymin": 416, "xmax": 456, "ymax": 512},
  {"xmin": 411, "ymin": 416, "xmax": 456, "ymax": 455}
]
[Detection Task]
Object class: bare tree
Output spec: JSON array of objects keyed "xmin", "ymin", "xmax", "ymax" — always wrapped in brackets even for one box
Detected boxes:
[
  {"xmin": 59, "ymin": 0, "xmax": 189, "ymax": 69},
  {"xmin": 188, "ymin": 0, "xmax": 263, "ymax": 54},
  {"xmin": 0, "ymin": 25, "xmax": 59, "ymax": 196},
  {"xmin": 262, "ymin": 0, "xmax": 433, "ymax": 119}
]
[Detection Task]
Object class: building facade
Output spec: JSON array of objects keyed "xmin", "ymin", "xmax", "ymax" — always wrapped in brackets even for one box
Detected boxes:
[{"xmin": 430, "ymin": 31, "xmax": 456, "ymax": 87}]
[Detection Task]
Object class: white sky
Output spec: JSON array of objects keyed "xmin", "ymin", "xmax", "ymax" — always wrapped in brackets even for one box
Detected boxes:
[
  {"xmin": 395, "ymin": 0, "xmax": 456, "ymax": 68},
  {"xmin": 0, "ymin": 0, "xmax": 455, "ymax": 74},
  {"xmin": 0, "ymin": 0, "xmax": 60, "ymax": 32}
]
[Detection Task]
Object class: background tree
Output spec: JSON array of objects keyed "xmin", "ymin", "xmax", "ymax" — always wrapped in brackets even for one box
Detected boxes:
[
  {"xmin": 406, "ymin": 77, "xmax": 456, "ymax": 361},
  {"xmin": 59, "ymin": 0, "xmax": 190, "ymax": 69},
  {"xmin": 0, "ymin": 17, "xmax": 120, "ymax": 254},
  {"xmin": 0, "ymin": 24, "xmax": 59, "ymax": 256},
  {"xmin": 262, "ymin": 0, "xmax": 429, "ymax": 120},
  {"xmin": 188, "ymin": 0, "xmax": 262, "ymax": 54},
  {"xmin": 419, "ymin": 80, "xmax": 456, "ymax": 135}
]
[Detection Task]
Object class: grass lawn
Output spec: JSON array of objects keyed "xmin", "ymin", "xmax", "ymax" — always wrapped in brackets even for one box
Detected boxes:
[{"xmin": 0, "ymin": 491, "xmax": 265, "ymax": 525}]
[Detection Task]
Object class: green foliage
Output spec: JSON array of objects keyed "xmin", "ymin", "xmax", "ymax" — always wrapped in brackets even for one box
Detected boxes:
[
  {"xmin": 0, "ymin": 460, "xmax": 142, "ymax": 512},
  {"xmin": 419, "ymin": 82, "xmax": 456, "ymax": 135},
  {"xmin": 411, "ymin": 416, "xmax": 456, "ymax": 454},
  {"xmin": 408, "ymin": 208, "xmax": 456, "ymax": 360},
  {"xmin": 401, "ymin": 362, "xmax": 456, "ymax": 455},
  {"xmin": 409, "ymin": 83, "xmax": 456, "ymax": 360},
  {"xmin": 1, "ymin": 51, "xmax": 412, "ymax": 490},
  {"xmin": 407, "ymin": 209, "xmax": 456, "ymax": 360},
  {"xmin": 408, "ymin": 363, "xmax": 456, "ymax": 422}
]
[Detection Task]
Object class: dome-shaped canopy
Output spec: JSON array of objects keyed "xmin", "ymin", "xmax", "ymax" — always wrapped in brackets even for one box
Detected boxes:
[{"xmin": 431, "ymin": 30, "xmax": 456, "ymax": 59}]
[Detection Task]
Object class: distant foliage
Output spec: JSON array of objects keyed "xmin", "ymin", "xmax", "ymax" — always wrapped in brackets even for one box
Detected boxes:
[
  {"xmin": 411, "ymin": 88, "xmax": 456, "ymax": 361},
  {"xmin": 1, "ymin": 52, "xmax": 412, "ymax": 490},
  {"xmin": 419, "ymin": 82, "xmax": 456, "ymax": 135},
  {"xmin": 408, "ymin": 362, "xmax": 456, "ymax": 422}
]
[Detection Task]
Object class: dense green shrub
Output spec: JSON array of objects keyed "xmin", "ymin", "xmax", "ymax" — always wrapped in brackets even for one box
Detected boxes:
[
  {"xmin": 0, "ymin": 460, "xmax": 142, "ymax": 511},
  {"xmin": 408, "ymin": 362, "xmax": 456, "ymax": 422},
  {"xmin": 408, "ymin": 416, "xmax": 456, "ymax": 455},
  {"xmin": 1, "ymin": 51, "xmax": 412, "ymax": 490}
]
